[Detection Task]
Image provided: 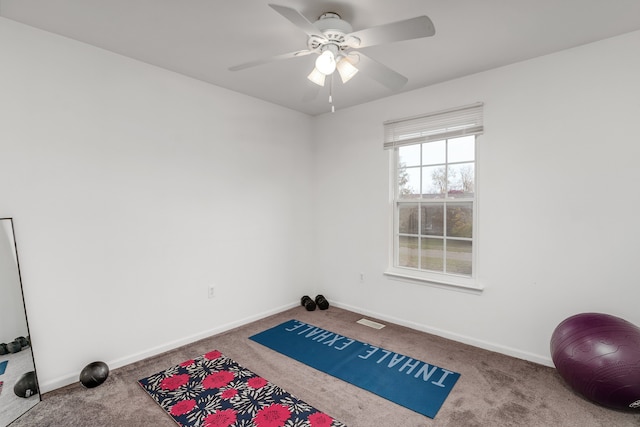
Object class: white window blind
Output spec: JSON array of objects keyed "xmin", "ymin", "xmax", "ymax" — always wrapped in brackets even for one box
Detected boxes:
[{"xmin": 383, "ymin": 102, "xmax": 484, "ymax": 150}]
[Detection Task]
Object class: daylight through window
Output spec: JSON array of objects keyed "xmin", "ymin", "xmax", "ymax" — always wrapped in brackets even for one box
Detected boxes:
[{"xmin": 384, "ymin": 103, "xmax": 483, "ymax": 287}]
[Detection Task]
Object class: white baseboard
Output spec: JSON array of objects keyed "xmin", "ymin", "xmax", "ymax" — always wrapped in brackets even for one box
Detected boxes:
[
  {"xmin": 41, "ymin": 299, "xmax": 554, "ymax": 393},
  {"xmin": 332, "ymin": 301, "xmax": 555, "ymax": 368},
  {"xmin": 40, "ymin": 301, "xmax": 298, "ymax": 393}
]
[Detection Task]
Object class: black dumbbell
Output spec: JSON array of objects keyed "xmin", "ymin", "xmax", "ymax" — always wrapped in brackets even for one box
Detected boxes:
[
  {"xmin": 301, "ymin": 295, "xmax": 316, "ymax": 311},
  {"xmin": 15, "ymin": 336, "xmax": 30, "ymax": 348},
  {"xmin": 315, "ymin": 294, "xmax": 329, "ymax": 310},
  {"xmin": 7, "ymin": 340, "xmax": 22, "ymax": 353}
]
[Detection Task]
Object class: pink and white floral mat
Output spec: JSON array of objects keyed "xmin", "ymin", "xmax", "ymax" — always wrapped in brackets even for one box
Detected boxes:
[{"xmin": 138, "ymin": 350, "xmax": 346, "ymax": 427}]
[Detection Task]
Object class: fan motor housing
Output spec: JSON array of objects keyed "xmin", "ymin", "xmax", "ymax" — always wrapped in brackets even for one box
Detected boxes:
[{"xmin": 309, "ymin": 12, "xmax": 353, "ymax": 51}]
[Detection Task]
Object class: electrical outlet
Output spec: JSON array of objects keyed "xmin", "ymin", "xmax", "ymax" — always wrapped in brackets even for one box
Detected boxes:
[{"xmin": 208, "ymin": 285, "xmax": 215, "ymax": 299}]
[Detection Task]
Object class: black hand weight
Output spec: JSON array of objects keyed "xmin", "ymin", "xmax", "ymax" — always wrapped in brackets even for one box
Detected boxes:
[
  {"xmin": 315, "ymin": 294, "xmax": 329, "ymax": 310},
  {"xmin": 301, "ymin": 295, "xmax": 316, "ymax": 311},
  {"xmin": 6, "ymin": 340, "xmax": 22, "ymax": 353}
]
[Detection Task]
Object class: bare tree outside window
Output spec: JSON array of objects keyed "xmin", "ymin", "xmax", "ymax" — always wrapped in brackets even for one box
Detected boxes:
[
  {"xmin": 395, "ymin": 136, "xmax": 475, "ymax": 278},
  {"xmin": 387, "ymin": 104, "xmax": 482, "ymax": 287},
  {"xmin": 431, "ymin": 166, "xmax": 458, "ymax": 195},
  {"xmin": 398, "ymin": 162, "xmax": 413, "ymax": 196},
  {"xmin": 458, "ymin": 165, "xmax": 474, "ymax": 194}
]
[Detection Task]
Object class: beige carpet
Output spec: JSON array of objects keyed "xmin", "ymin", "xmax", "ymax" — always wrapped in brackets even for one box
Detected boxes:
[{"xmin": 9, "ymin": 306, "xmax": 640, "ymax": 426}]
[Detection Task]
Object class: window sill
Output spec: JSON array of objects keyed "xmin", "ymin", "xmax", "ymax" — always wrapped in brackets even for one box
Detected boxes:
[{"xmin": 384, "ymin": 269, "xmax": 484, "ymax": 295}]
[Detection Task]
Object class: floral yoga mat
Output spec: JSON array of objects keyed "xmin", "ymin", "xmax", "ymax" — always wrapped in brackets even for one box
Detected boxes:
[{"xmin": 138, "ymin": 350, "xmax": 346, "ymax": 427}]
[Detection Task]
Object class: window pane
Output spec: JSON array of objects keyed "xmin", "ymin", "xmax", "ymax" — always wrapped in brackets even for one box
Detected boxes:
[
  {"xmin": 421, "ymin": 204, "xmax": 444, "ymax": 236},
  {"xmin": 393, "ymin": 127, "xmax": 477, "ymax": 281},
  {"xmin": 421, "ymin": 238, "xmax": 444, "ymax": 272},
  {"xmin": 446, "ymin": 202, "xmax": 473, "ymax": 238},
  {"xmin": 446, "ymin": 240, "xmax": 472, "ymax": 276},
  {"xmin": 448, "ymin": 136, "xmax": 475, "ymax": 163},
  {"xmin": 399, "ymin": 144, "xmax": 421, "ymax": 167},
  {"xmin": 398, "ymin": 204, "xmax": 419, "ymax": 234},
  {"xmin": 422, "ymin": 140, "xmax": 446, "ymax": 166},
  {"xmin": 447, "ymin": 163, "xmax": 474, "ymax": 197},
  {"xmin": 421, "ymin": 165, "xmax": 447, "ymax": 198},
  {"xmin": 399, "ymin": 166, "xmax": 421, "ymax": 198},
  {"xmin": 398, "ymin": 236, "xmax": 419, "ymax": 268}
]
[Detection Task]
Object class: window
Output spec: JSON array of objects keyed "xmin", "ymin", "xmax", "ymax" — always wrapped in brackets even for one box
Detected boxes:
[{"xmin": 384, "ymin": 103, "xmax": 483, "ymax": 290}]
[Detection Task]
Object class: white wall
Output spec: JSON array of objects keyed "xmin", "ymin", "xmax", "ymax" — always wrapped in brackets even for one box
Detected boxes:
[
  {"xmin": 2, "ymin": 13, "xmax": 639, "ymax": 393},
  {"xmin": 0, "ymin": 18, "xmax": 314, "ymax": 392},
  {"xmin": 312, "ymin": 30, "xmax": 640, "ymax": 366}
]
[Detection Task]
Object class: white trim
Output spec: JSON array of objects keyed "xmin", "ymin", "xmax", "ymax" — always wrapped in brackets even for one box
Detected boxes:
[
  {"xmin": 41, "ymin": 299, "xmax": 554, "ymax": 393},
  {"xmin": 333, "ymin": 301, "xmax": 554, "ymax": 368},
  {"xmin": 39, "ymin": 301, "xmax": 298, "ymax": 393},
  {"xmin": 384, "ymin": 269, "xmax": 484, "ymax": 294},
  {"xmin": 389, "ymin": 133, "xmax": 479, "ymax": 286}
]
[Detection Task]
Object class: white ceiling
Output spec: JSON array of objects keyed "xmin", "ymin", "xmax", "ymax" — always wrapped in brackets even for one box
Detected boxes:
[{"xmin": 2, "ymin": 0, "xmax": 640, "ymax": 116}]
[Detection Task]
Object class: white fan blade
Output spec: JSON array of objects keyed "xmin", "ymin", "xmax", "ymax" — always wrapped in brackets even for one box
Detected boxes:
[
  {"xmin": 269, "ymin": 4, "xmax": 327, "ymax": 40},
  {"xmin": 229, "ymin": 49, "xmax": 314, "ymax": 71},
  {"xmin": 346, "ymin": 16, "xmax": 435, "ymax": 49},
  {"xmin": 352, "ymin": 52, "xmax": 408, "ymax": 91}
]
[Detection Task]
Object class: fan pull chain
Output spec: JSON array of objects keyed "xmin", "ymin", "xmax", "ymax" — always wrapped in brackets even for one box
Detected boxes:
[{"xmin": 329, "ymin": 74, "xmax": 335, "ymax": 113}]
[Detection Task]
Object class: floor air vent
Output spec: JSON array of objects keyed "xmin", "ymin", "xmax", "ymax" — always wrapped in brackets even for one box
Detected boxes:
[{"xmin": 356, "ymin": 318, "xmax": 386, "ymax": 329}]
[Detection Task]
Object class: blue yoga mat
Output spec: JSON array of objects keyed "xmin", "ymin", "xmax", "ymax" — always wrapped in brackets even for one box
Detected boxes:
[
  {"xmin": 250, "ymin": 319, "xmax": 460, "ymax": 418},
  {"xmin": 0, "ymin": 360, "xmax": 7, "ymax": 376}
]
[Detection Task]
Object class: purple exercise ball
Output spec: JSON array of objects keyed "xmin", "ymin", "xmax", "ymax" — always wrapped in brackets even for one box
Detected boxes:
[{"xmin": 550, "ymin": 312, "xmax": 640, "ymax": 411}]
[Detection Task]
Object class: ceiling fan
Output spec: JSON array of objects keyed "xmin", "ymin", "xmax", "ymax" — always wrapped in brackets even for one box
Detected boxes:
[{"xmin": 229, "ymin": 4, "xmax": 435, "ymax": 93}]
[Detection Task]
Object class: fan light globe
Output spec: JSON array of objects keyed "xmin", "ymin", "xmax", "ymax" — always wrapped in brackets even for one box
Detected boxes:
[
  {"xmin": 315, "ymin": 50, "xmax": 336, "ymax": 75},
  {"xmin": 336, "ymin": 57, "xmax": 358, "ymax": 83},
  {"xmin": 307, "ymin": 67, "xmax": 326, "ymax": 86}
]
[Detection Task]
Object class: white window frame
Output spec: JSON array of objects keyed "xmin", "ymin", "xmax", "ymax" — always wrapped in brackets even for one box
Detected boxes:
[{"xmin": 383, "ymin": 103, "xmax": 484, "ymax": 292}]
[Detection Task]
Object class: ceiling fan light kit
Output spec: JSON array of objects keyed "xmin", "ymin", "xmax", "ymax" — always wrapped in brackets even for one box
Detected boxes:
[
  {"xmin": 315, "ymin": 47, "xmax": 338, "ymax": 75},
  {"xmin": 335, "ymin": 56, "xmax": 359, "ymax": 83},
  {"xmin": 229, "ymin": 4, "xmax": 436, "ymax": 111},
  {"xmin": 307, "ymin": 67, "xmax": 326, "ymax": 86}
]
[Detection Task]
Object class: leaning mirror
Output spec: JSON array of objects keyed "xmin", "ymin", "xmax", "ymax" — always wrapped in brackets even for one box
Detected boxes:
[{"xmin": 0, "ymin": 218, "xmax": 39, "ymax": 426}]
